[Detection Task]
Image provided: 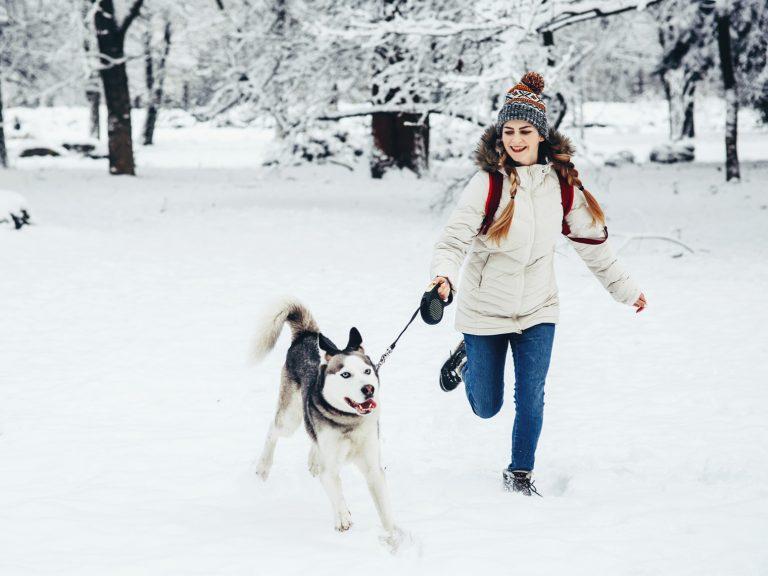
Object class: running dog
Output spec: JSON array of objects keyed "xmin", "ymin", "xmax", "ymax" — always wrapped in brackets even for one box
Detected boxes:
[{"xmin": 253, "ymin": 298, "xmax": 395, "ymax": 535}]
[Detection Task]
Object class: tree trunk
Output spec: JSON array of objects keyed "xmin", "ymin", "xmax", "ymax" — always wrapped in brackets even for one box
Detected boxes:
[
  {"xmin": 370, "ymin": 112, "xmax": 429, "ymax": 178},
  {"xmin": 86, "ymin": 89, "xmax": 100, "ymax": 139},
  {"xmin": 93, "ymin": 0, "xmax": 142, "ymax": 175},
  {"xmin": 142, "ymin": 24, "xmax": 154, "ymax": 146},
  {"xmin": 372, "ymin": 112, "xmax": 430, "ymax": 179},
  {"xmin": 82, "ymin": 1, "xmax": 101, "ymax": 140},
  {"xmin": 682, "ymin": 83, "xmax": 695, "ymax": 138},
  {"xmin": 143, "ymin": 20, "xmax": 172, "ymax": 146},
  {"xmin": 0, "ymin": 78, "xmax": 7, "ymax": 168},
  {"xmin": 662, "ymin": 67, "xmax": 696, "ymax": 140},
  {"xmin": 542, "ymin": 30, "xmax": 555, "ymax": 67},
  {"xmin": 540, "ymin": 30, "xmax": 567, "ymax": 130},
  {"xmin": 143, "ymin": 111, "xmax": 157, "ymax": 150},
  {"xmin": 100, "ymin": 54, "xmax": 135, "ymax": 175},
  {"xmin": 716, "ymin": 2, "xmax": 739, "ymax": 181}
]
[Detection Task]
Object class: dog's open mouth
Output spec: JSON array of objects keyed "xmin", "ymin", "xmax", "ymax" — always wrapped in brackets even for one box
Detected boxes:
[{"xmin": 345, "ymin": 397, "xmax": 377, "ymax": 415}]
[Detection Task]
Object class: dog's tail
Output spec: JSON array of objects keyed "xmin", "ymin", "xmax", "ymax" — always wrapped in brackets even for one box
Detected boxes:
[{"xmin": 253, "ymin": 297, "xmax": 319, "ymax": 362}]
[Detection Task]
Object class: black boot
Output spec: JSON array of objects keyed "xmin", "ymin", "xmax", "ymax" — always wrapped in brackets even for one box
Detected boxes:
[
  {"xmin": 439, "ymin": 339, "xmax": 466, "ymax": 392},
  {"xmin": 502, "ymin": 469, "xmax": 542, "ymax": 497}
]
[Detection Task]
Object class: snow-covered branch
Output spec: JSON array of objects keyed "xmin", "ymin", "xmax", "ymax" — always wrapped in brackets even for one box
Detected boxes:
[
  {"xmin": 537, "ymin": 0, "xmax": 663, "ymax": 33},
  {"xmin": 308, "ymin": 15, "xmax": 526, "ymax": 40}
]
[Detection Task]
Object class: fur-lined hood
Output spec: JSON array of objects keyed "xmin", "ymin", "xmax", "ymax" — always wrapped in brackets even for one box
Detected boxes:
[{"xmin": 473, "ymin": 124, "xmax": 576, "ymax": 173}]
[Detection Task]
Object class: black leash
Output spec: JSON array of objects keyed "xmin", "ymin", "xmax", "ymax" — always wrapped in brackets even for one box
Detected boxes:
[
  {"xmin": 375, "ymin": 285, "xmax": 453, "ymax": 371},
  {"xmin": 375, "ymin": 307, "xmax": 420, "ymax": 372}
]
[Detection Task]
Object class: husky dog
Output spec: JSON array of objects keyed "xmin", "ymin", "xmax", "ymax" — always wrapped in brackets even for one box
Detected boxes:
[{"xmin": 253, "ymin": 298, "xmax": 395, "ymax": 535}]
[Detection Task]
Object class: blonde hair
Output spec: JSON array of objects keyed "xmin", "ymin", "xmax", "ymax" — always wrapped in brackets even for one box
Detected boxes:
[{"xmin": 486, "ymin": 142, "xmax": 605, "ymax": 246}]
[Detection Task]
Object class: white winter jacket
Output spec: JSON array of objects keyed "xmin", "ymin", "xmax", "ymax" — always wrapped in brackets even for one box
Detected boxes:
[{"xmin": 430, "ymin": 128, "xmax": 642, "ymax": 336}]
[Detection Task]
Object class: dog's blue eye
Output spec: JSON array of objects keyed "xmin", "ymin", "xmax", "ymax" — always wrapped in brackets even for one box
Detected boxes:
[
  {"xmin": 364, "ymin": 369, "xmax": 371, "ymax": 375},
  {"xmin": 341, "ymin": 371, "xmax": 351, "ymax": 378}
]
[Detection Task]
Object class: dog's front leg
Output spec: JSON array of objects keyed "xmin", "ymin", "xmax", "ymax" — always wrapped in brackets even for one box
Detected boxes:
[
  {"xmin": 356, "ymin": 449, "xmax": 395, "ymax": 533},
  {"xmin": 318, "ymin": 469, "xmax": 352, "ymax": 532}
]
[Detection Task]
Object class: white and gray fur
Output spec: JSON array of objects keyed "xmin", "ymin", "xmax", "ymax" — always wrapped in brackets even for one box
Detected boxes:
[{"xmin": 254, "ymin": 298, "xmax": 395, "ymax": 535}]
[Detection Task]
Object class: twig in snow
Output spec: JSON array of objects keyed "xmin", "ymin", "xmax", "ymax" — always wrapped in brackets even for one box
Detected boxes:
[{"xmin": 617, "ymin": 235, "xmax": 695, "ymax": 254}]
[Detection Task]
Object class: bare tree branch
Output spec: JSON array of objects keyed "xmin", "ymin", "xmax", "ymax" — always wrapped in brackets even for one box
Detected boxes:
[
  {"xmin": 120, "ymin": 0, "xmax": 145, "ymax": 35},
  {"xmin": 317, "ymin": 106, "xmax": 485, "ymax": 127}
]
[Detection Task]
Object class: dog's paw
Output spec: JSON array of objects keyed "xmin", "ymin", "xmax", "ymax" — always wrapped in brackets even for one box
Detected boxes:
[
  {"xmin": 308, "ymin": 460, "xmax": 321, "ymax": 478},
  {"xmin": 334, "ymin": 522, "xmax": 352, "ymax": 532},
  {"xmin": 380, "ymin": 526, "xmax": 418, "ymax": 556},
  {"xmin": 307, "ymin": 448, "xmax": 321, "ymax": 477},
  {"xmin": 255, "ymin": 461, "xmax": 271, "ymax": 481},
  {"xmin": 334, "ymin": 509, "xmax": 353, "ymax": 532}
]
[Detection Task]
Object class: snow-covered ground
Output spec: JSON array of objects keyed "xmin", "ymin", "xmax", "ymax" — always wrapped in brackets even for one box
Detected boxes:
[{"xmin": 1, "ymin": 103, "xmax": 767, "ymax": 575}]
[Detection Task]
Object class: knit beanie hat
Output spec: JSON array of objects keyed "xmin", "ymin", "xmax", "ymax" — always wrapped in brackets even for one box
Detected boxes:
[{"xmin": 496, "ymin": 71, "xmax": 548, "ymax": 137}]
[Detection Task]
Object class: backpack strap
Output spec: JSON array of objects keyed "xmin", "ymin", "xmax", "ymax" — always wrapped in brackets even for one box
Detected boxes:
[
  {"xmin": 479, "ymin": 171, "xmax": 503, "ymax": 235},
  {"xmin": 556, "ymin": 171, "xmax": 608, "ymax": 245},
  {"xmin": 480, "ymin": 169, "xmax": 608, "ymax": 245}
]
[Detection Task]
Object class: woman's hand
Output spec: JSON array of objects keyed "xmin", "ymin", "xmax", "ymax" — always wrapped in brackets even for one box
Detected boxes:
[
  {"xmin": 428, "ymin": 276, "xmax": 452, "ymax": 302},
  {"xmin": 633, "ymin": 292, "xmax": 647, "ymax": 313}
]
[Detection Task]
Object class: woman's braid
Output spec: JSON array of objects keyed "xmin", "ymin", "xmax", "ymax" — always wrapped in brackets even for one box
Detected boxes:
[
  {"xmin": 486, "ymin": 150, "xmax": 520, "ymax": 245},
  {"xmin": 551, "ymin": 151, "xmax": 605, "ymax": 227}
]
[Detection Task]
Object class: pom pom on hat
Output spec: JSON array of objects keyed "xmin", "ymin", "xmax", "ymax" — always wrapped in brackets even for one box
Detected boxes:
[{"xmin": 519, "ymin": 71, "xmax": 544, "ymax": 95}]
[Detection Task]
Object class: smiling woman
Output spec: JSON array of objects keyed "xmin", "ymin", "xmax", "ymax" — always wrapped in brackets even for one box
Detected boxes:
[{"xmin": 428, "ymin": 71, "xmax": 647, "ymax": 497}]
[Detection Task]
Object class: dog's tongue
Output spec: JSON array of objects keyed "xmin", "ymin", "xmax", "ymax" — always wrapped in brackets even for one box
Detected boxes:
[{"xmin": 359, "ymin": 399, "xmax": 377, "ymax": 412}]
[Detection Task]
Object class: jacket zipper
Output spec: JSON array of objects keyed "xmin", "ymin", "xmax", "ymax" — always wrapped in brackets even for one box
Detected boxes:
[{"xmin": 516, "ymin": 185, "xmax": 538, "ymax": 333}]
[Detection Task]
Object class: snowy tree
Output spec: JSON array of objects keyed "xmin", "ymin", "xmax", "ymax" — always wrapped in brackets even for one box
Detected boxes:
[
  {"xmin": 0, "ymin": 0, "xmax": 81, "ymax": 166},
  {"xmin": 732, "ymin": 0, "xmax": 768, "ymax": 122},
  {"xmin": 188, "ymin": 0, "xmax": 669, "ymax": 176},
  {"xmin": 650, "ymin": 0, "xmax": 766, "ymax": 180},
  {"xmin": 654, "ymin": 0, "xmax": 715, "ymax": 141},
  {"xmin": 0, "ymin": 0, "xmax": 81, "ymax": 106},
  {"xmin": 273, "ymin": 1, "xmax": 544, "ymax": 175},
  {"xmin": 332, "ymin": 0, "xmax": 666, "ymax": 176}
]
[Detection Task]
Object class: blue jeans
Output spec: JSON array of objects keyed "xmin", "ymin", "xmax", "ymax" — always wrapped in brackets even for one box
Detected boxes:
[{"xmin": 461, "ymin": 323, "xmax": 556, "ymax": 472}]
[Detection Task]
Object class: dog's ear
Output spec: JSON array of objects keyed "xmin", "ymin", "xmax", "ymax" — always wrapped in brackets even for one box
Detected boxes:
[
  {"xmin": 318, "ymin": 333, "xmax": 341, "ymax": 359},
  {"xmin": 345, "ymin": 327, "xmax": 364, "ymax": 352}
]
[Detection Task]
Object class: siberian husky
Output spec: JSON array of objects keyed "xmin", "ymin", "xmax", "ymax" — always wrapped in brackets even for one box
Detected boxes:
[{"xmin": 253, "ymin": 298, "xmax": 396, "ymax": 536}]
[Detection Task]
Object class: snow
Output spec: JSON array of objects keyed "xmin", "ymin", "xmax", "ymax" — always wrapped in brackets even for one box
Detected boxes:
[
  {"xmin": 0, "ymin": 188, "xmax": 27, "ymax": 218},
  {"xmin": 1, "ymin": 104, "xmax": 767, "ymax": 575}
]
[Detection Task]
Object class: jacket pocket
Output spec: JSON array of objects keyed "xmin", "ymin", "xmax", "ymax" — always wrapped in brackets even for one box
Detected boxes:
[{"xmin": 477, "ymin": 253, "xmax": 492, "ymax": 288}]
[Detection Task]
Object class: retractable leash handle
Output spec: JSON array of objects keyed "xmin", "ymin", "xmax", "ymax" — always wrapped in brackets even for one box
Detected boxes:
[
  {"xmin": 375, "ymin": 285, "xmax": 454, "ymax": 371},
  {"xmin": 420, "ymin": 283, "xmax": 453, "ymax": 325}
]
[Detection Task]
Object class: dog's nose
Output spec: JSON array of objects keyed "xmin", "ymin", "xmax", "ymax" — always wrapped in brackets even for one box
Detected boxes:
[{"xmin": 361, "ymin": 385, "xmax": 375, "ymax": 398}]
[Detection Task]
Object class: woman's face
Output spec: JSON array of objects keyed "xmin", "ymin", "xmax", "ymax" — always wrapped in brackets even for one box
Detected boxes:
[{"xmin": 501, "ymin": 120, "xmax": 545, "ymax": 166}]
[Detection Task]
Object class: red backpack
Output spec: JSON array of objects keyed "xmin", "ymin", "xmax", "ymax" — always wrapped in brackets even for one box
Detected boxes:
[{"xmin": 478, "ymin": 171, "xmax": 607, "ymax": 245}]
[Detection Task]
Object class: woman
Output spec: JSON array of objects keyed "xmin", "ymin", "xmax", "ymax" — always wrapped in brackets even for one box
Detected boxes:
[{"xmin": 429, "ymin": 72, "xmax": 646, "ymax": 497}]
